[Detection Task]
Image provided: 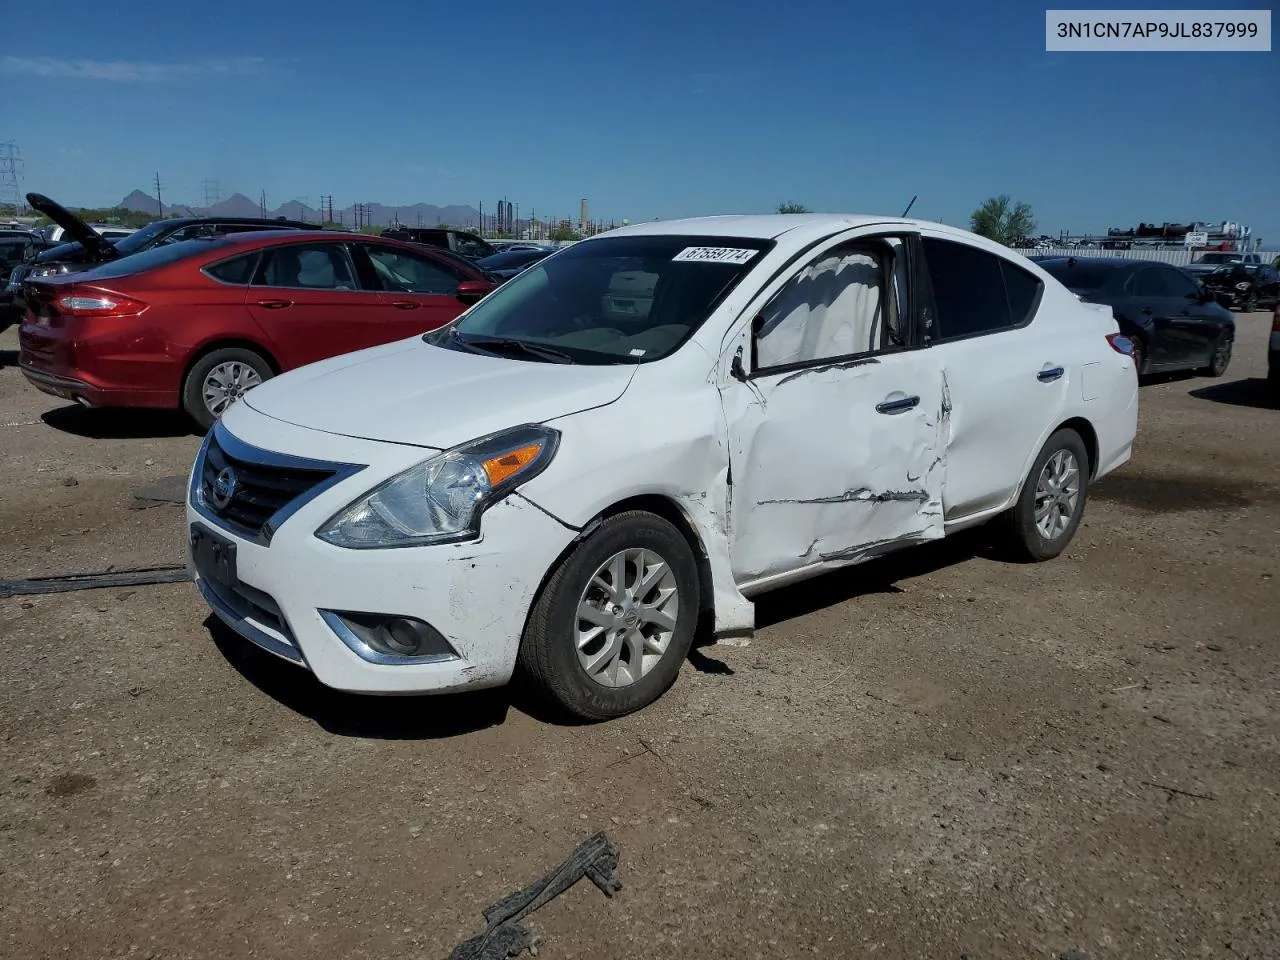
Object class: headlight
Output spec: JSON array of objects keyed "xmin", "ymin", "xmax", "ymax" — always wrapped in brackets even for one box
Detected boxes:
[
  {"xmin": 315, "ymin": 424, "xmax": 560, "ymax": 549},
  {"xmin": 30, "ymin": 264, "xmax": 71, "ymax": 278}
]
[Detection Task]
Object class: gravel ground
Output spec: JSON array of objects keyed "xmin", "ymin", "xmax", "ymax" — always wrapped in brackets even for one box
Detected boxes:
[{"xmin": 1, "ymin": 317, "xmax": 1277, "ymax": 960}]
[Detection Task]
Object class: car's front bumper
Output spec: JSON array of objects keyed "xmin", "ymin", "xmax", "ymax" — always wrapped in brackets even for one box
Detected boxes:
[{"xmin": 185, "ymin": 405, "xmax": 578, "ymax": 695}]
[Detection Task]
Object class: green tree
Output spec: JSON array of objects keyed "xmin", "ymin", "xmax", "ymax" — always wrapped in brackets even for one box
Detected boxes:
[
  {"xmin": 777, "ymin": 202, "xmax": 810, "ymax": 214},
  {"xmin": 969, "ymin": 195, "xmax": 1036, "ymax": 246},
  {"xmin": 549, "ymin": 225, "xmax": 581, "ymax": 242}
]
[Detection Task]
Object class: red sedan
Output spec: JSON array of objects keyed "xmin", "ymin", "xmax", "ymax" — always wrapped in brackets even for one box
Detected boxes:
[{"xmin": 18, "ymin": 230, "xmax": 496, "ymax": 428}]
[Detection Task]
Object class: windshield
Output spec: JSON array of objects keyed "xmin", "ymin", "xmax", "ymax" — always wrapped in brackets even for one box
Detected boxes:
[
  {"xmin": 1038, "ymin": 260, "xmax": 1121, "ymax": 292},
  {"xmin": 435, "ymin": 234, "xmax": 773, "ymax": 364},
  {"xmin": 111, "ymin": 220, "xmax": 175, "ymax": 255}
]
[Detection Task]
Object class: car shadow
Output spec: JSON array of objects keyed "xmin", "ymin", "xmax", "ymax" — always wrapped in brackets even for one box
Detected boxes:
[
  {"xmin": 41, "ymin": 404, "xmax": 197, "ymax": 439},
  {"xmin": 753, "ymin": 528, "xmax": 997, "ymax": 629},
  {"xmin": 0, "ymin": 348, "xmax": 18, "ymax": 368},
  {"xmin": 1189, "ymin": 377, "xmax": 1277, "ymax": 410},
  {"xmin": 208, "ymin": 617, "xmax": 528, "ymax": 739},
  {"xmin": 208, "ymin": 529, "xmax": 1006, "ymax": 738}
]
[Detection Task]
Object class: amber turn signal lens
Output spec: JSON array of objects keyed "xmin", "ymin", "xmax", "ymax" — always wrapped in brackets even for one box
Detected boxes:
[{"xmin": 481, "ymin": 442, "xmax": 543, "ymax": 486}]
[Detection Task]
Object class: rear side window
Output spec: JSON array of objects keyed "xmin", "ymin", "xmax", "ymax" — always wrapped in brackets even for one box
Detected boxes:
[
  {"xmin": 204, "ymin": 253, "xmax": 258, "ymax": 285},
  {"xmin": 922, "ymin": 238, "xmax": 1042, "ymax": 341}
]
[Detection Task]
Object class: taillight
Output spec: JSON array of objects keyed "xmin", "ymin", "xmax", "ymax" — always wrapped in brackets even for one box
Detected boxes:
[
  {"xmin": 55, "ymin": 288, "xmax": 147, "ymax": 318},
  {"xmin": 1106, "ymin": 333, "xmax": 1136, "ymax": 359}
]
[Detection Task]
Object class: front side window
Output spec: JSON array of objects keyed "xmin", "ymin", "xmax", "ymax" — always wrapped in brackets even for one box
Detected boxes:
[
  {"xmin": 754, "ymin": 240, "xmax": 904, "ymax": 371},
  {"xmin": 363, "ymin": 245, "xmax": 461, "ymax": 294},
  {"xmin": 253, "ymin": 243, "xmax": 357, "ymax": 290},
  {"xmin": 1161, "ymin": 267, "xmax": 1201, "ymax": 299},
  {"xmin": 439, "ymin": 234, "xmax": 772, "ymax": 364}
]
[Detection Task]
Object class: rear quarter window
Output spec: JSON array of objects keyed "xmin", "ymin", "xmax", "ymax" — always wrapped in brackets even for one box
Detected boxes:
[{"xmin": 204, "ymin": 252, "xmax": 259, "ymax": 284}]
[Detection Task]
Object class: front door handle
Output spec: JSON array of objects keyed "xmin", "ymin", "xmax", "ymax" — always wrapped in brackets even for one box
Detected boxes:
[
  {"xmin": 389, "ymin": 300, "xmax": 421, "ymax": 310},
  {"xmin": 876, "ymin": 395, "xmax": 920, "ymax": 414},
  {"xmin": 255, "ymin": 299, "xmax": 293, "ymax": 310},
  {"xmin": 1037, "ymin": 366, "xmax": 1065, "ymax": 382},
  {"xmin": 1141, "ymin": 308, "xmax": 1154, "ymax": 316}
]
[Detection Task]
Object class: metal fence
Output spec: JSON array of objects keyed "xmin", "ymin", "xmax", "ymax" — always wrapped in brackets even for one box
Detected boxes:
[{"xmin": 1010, "ymin": 246, "xmax": 1279, "ymax": 266}]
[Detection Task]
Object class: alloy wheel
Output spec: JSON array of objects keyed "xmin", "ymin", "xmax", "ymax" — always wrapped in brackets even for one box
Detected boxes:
[
  {"xmin": 203, "ymin": 361, "xmax": 263, "ymax": 418},
  {"xmin": 575, "ymin": 548, "xmax": 679, "ymax": 688},
  {"xmin": 1033, "ymin": 449, "xmax": 1081, "ymax": 541}
]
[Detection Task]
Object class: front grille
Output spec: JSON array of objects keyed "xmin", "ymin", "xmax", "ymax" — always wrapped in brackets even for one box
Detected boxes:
[{"xmin": 200, "ymin": 431, "xmax": 335, "ymax": 540}]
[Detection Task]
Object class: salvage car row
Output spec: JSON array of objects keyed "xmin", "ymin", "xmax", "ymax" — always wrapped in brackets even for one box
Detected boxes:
[{"xmin": 8, "ymin": 195, "xmax": 1274, "ymax": 720}]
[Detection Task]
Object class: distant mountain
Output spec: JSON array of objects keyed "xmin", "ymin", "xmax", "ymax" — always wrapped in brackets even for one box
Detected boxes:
[
  {"xmin": 205, "ymin": 193, "xmax": 265, "ymax": 218},
  {"xmin": 114, "ymin": 190, "xmax": 482, "ymax": 228}
]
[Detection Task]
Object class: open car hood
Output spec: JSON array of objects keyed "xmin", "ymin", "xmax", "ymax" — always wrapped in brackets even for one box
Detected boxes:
[
  {"xmin": 25, "ymin": 192, "xmax": 119, "ymax": 262},
  {"xmin": 242, "ymin": 336, "xmax": 637, "ymax": 449}
]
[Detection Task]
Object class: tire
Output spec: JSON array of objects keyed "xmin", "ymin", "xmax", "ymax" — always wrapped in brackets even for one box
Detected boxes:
[
  {"xmin": 517, "ymin": 511, "xmax": 700, "ymax": 721},
  {"xmin": 182, "ymin": 347, "xmax": 274, "ymax": 431},
  {"xmin": 1199, "ymin": 333, "xmax": 1232, "ymax": 378},
  {"xmin": 1242, "ymin": 293, "xmax": 1258, "ymax": 314},
  {"xmin": 1130, "ymin": 336, "xmax": 1149, "ymax": 378},
  {"xmin": 995, "ymin": 428, "xmax": 1090, "ymax": 563}
]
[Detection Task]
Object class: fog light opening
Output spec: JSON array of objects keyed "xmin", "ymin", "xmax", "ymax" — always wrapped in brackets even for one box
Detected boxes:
[{"xmin": 322, "ymin": 610, "xmax": 459, "ymax": 663}]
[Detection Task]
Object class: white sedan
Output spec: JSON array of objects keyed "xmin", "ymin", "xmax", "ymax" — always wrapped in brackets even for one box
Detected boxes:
[{"xmin": 185, "ymin": 214, "xmax": 1139, "ymax": 720}]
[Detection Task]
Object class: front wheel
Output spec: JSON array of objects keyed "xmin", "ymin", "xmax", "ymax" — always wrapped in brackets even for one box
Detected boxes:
[
  {"xmin": 182, "ymin": 347, "xmax": 274, "ymax": 431},
  {"xmin": 995, "ymin": 428, "xmax": 1090, "ymax": 562},
  {"xmin": 517, "ymin": 511, "xmax": 700, "ymax": 721}
]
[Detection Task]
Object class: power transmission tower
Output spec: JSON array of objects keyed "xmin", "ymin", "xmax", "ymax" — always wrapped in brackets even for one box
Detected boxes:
[
  {"xmin": 319, "ymin": 195, "xmax": 333, "ymax": 224},
  {"xmin": 202, "ymin": 179, "xmax": 221, "ymax": 208},
  {"xmin": 0, "ymin": 141, "xmax": 24, "ymax": 213},
  {"xmin": 154, "ymin": 172, "xmax": 163, "ymax": 217}
]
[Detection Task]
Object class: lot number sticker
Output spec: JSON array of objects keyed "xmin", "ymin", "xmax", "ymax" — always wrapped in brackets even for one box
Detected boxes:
[{"xmin": 672, "ymin": 246, "xmax": 759, "ymax": 265}]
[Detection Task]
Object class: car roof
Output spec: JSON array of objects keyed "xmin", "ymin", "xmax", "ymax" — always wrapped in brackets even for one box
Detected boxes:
[
  {"xmin": 601, "ymin": 214, "xmax": 932, "ymax": 240},
  {"xmin": 160, "ymin": 216, "xmax": 315, "ymax": 229}
]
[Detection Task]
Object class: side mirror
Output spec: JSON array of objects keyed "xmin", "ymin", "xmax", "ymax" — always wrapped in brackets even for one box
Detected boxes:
[{"xmin": 456, "ymin": 279, "xmax": 493, "ymax": 303}]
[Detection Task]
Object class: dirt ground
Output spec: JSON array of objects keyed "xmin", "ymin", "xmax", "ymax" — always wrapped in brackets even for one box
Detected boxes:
[{"xmin": 1, "ymin": 317, "xmax": 1277, "ymax": 960}]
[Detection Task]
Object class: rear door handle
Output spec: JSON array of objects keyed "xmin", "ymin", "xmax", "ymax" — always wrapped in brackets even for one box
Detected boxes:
[
  {"xmin": 1037, "ymin": 366, "xmax": 1064, "ymax": 382},
  {"xmin": 389, "ymin": 300, "xmax": 421, "ymax": 310},
  {"xmin": 255, "ymin": 299, "xmax": 293, "ymax": 309},
  {"xmin": 876, "ymin": 395, "xmax": 920, "ymax": 414}
]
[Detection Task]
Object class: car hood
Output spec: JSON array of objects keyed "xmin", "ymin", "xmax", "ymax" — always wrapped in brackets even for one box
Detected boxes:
[
  {"xmin": 242, "ymin": 337, "xmax": 638, "ymax": 449},
  {"xmin": 25, "ymin": 193, "xmax": 118, "ymax": 262}
]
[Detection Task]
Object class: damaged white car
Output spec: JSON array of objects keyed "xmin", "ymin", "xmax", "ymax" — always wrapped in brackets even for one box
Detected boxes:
[{"xmin": 186, "ymin": 215, "xmax": 1139, "ymax": 719}]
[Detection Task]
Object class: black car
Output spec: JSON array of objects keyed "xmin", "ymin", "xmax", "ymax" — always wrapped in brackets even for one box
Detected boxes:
[
  {"xmin": 3, "ymin": 192, "xmax": 314, "ymax": 326},
  {"xmin": 0, "ymin": 231, "xmax": 51, "ymax": 333},
  {"xmin": 1038, "ymin": 257, "xmax": 1235, "ymax": 377},
  {"xmin": 1202, "ymin": 263, "xmax": 1280, "ymax": 313},
  {"xmin": 379, "ymin": 227, "xmax": 496, "ymax": 260},
  {"xmin": 475, "ymin": 246, "xmax": 554, "ymax": 280}
]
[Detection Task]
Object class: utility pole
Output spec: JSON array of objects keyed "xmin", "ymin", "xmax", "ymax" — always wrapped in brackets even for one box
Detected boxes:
[
  {"xmin": 0, "ymin": 141, "xmax": 23, "ymax": 214},
  {"xmin": 154, "ymin": 172, "xmax": 163, "ymax": 217},
  {"xmin": 259, "ymin": 190, "xmax": 267, "ymax": 217},
  {"xmin": 202, "ymin": 179, "xmax": 221, "ymax": 208}
]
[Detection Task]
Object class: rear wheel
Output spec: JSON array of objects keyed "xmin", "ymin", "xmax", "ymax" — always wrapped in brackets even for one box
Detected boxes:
[
  {"xmin": 1241, "ymin": 292, "xmax": 1258, "ymax": 313},
  {"xmin": 1130, "ymin": 336, "xmax": 1149, "ymax": 377},
  {"xmin": 517, "ymin": 511, "xmax": 700, "ymax": 721},
  {"xmin": 995, "ymin": 428, "xmax": 1090, "ymax": 562},
  {"xmin": 1199, "ymin": 333, "xmax": 1232, "ymax": 378},
  {"xmin": 182, "ymin": 347, "xmax": 274, "ymax": 431}
]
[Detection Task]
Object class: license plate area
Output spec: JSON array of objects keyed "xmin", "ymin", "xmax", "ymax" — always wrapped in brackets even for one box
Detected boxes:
[{"xmin": 190, "ymin": 523, "xmax": 238, "ymax": 589}]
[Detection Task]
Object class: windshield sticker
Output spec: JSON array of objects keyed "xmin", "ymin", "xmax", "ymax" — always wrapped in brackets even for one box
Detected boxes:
[
  {"xmin": 629, "ymin": 348, "xmax": 647, "ymax": 357},
  {"xmin": 672, "ymin": 246, "xmax": 759, "ymax": 265}
]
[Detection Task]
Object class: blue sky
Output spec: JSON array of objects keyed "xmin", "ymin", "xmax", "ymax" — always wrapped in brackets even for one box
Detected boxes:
[{"xmin": 4, "ymin": 0, "xmax": 1277, "ymax": 240}]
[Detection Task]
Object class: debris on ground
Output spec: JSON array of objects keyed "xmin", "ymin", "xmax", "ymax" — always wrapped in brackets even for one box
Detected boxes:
[
  {"xmin": 130, "ymin": 475, "xmax": 189, "ymax": 509},
  {"xmin": 448, "ymin": 832, "xmax": 622, "ymax": 960},
  {"xmin": 0, "ymin": 565, "xmax": 190, "ymax": 598}
]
